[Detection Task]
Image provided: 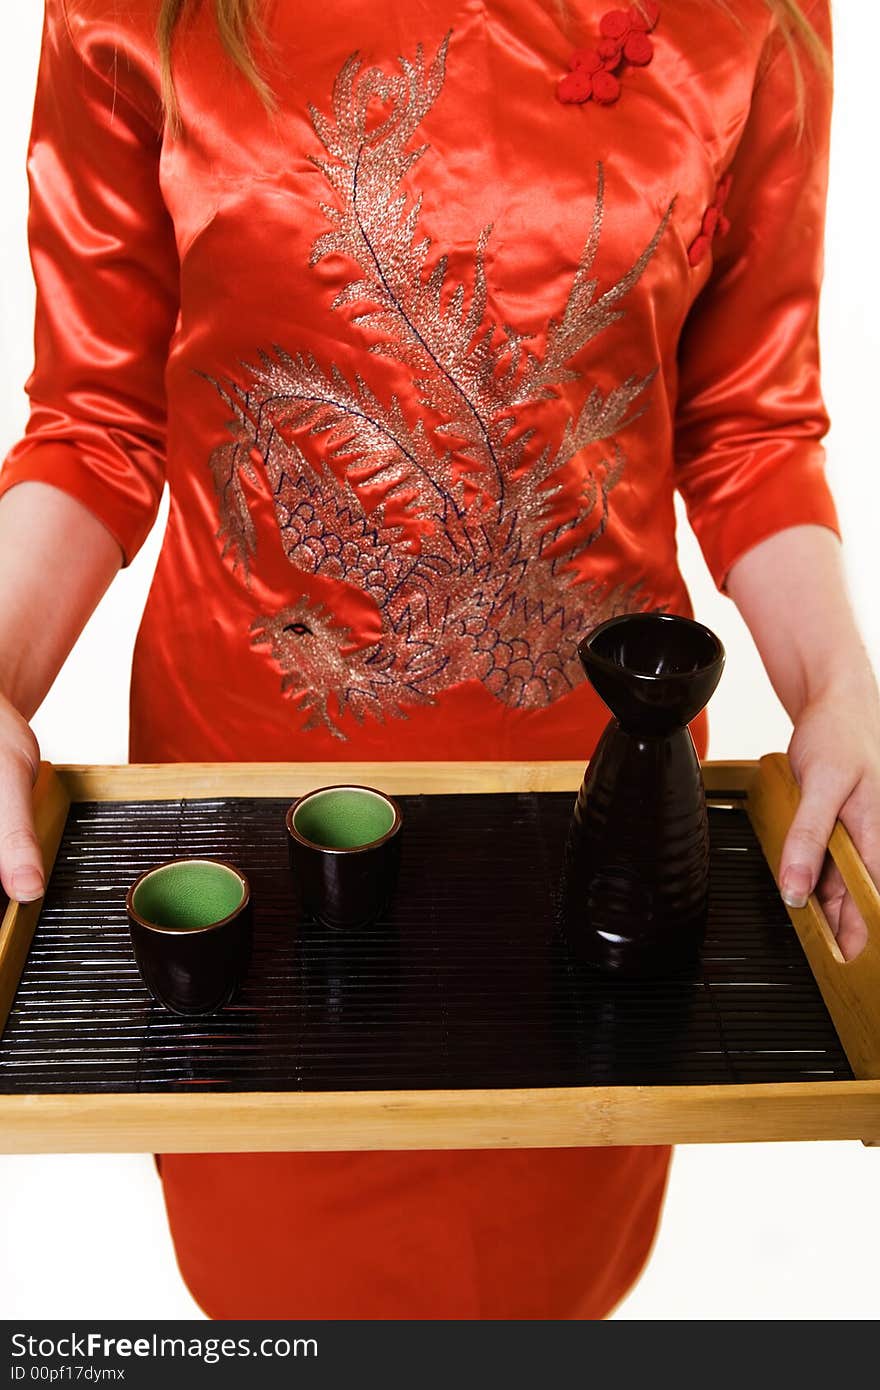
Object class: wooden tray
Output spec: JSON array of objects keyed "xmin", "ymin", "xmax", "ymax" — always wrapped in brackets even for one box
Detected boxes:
[{"xmin": 0, "ymin": 756, "xmax": 878, "ymax": 1153}]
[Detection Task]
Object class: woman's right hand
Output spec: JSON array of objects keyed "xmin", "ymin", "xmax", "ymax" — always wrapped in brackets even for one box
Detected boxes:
[
  {"xmin": 0, "ymin": 481, "xmax": 128, "ymax": 905},
  {"xmin": 0, "ymin": 692, "xmax": 44, "ymax": 902}
]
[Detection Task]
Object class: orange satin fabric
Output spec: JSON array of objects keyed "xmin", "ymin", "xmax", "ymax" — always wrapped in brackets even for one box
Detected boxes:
[{"xmin": 2, "ymin": 0, "xmax": 837, "ymax": 1318}]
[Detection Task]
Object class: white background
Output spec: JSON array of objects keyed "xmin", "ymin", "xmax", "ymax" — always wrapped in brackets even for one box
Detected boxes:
[{"xmin": 1, "ymin": 4, "xmax": 878, "ymax": 1320}]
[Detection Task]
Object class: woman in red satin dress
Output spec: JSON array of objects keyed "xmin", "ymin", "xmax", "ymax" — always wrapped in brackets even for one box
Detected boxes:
[{"xmin": 2, "ymin": 0, "xmax": 879, "ymax": 1319}]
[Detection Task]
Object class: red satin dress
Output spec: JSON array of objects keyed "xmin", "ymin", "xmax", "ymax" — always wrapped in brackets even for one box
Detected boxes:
[{"xmin": 2, "ymin": 0, "xmax": 838, "ymax": 1318}]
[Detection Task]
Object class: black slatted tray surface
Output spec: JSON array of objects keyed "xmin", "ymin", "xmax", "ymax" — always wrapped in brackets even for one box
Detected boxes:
[{"xmin": 0, "ymin": 793, "xmax": 852, "ymax": 1093}]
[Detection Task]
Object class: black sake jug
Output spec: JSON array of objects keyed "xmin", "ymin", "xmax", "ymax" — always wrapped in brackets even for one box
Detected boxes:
[{"xmin": 563, "ymin": 612, "xmax": 725, "ymax": 976}]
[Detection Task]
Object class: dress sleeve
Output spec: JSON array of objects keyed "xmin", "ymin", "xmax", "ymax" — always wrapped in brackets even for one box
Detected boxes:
[
  {"xmin": 0, "ymin": 0, "xmax": 179, "ymax": 566},
  {"xmin": 673, "ymin": 0, "xmax": 838, "ymax": 591}
]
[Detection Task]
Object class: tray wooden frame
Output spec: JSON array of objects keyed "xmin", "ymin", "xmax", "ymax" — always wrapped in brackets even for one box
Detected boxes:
[{"xmin": 1, "ymin": 755, "xmax": 878, "ymax": 1154}]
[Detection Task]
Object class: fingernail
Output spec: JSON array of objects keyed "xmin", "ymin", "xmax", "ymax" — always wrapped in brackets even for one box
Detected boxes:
[
  {"xmin": 11, "ymin": 869, "xmax": 44, "ymax": 902},
  {"xmin": 781, "ymin": 864, "xmax": 812, "ymax": 909}
]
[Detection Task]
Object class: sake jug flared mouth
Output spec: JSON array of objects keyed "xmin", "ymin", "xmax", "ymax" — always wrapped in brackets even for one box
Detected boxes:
[
  {"xmin": 578, "ymin": 613, "xmax": 725, "ymax": 731},
  {"xmin": 578, "ymin": 612, "xmax": 725, "ymax": 682}
]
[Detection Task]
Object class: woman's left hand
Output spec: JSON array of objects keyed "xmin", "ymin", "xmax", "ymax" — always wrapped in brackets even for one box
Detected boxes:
[
  {"xmin": 779, "ymin": 673, "xmax": 880, "ymax": 960},
  {"xmin": 726, "ymin": 527, "xmax": 880, "ymax": 963}
]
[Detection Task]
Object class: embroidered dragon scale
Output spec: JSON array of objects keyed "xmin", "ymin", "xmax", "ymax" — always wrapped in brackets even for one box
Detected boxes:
[{"xmin": 205, "ymin": 32, "xmax": 673, "ymax": 739}]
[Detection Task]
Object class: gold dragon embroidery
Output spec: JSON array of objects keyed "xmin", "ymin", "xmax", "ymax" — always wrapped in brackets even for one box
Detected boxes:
[{"xmin": 205, "ymin": 32, "xmax": 673, "ymax": 738}]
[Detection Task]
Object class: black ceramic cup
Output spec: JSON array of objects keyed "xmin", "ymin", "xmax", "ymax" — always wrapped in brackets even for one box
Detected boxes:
[
  {"xmin": 126, "ymin": 858, "xmax": 252, "ymax": 1015},
  {"xmin": 285, "ymin": 784, "xmax": 403, "ymax": 929}
]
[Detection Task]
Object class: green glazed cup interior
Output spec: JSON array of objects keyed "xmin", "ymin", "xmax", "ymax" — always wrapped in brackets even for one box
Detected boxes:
[
  {"xmin": 292, "ymin": 787, "xmax": 397, "ymax": 850},
  {"xmin": 131, "ymin": 860, "xmax": 246, "ymax": 931}
]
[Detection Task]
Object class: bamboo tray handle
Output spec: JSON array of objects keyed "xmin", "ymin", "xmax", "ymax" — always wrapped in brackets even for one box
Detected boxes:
[{"xmin": 749, "ymin": 753, "xmax": 880, "ymax": 1083}]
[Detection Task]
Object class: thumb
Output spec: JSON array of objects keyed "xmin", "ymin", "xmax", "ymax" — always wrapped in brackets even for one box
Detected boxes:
[
  {"xmin": 0, "ymin": 749, "xmax": 45, "ymax": 903},
  {"xmin": 778, "ymin": 764, "xmax": 845, "ymax": 910}
]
